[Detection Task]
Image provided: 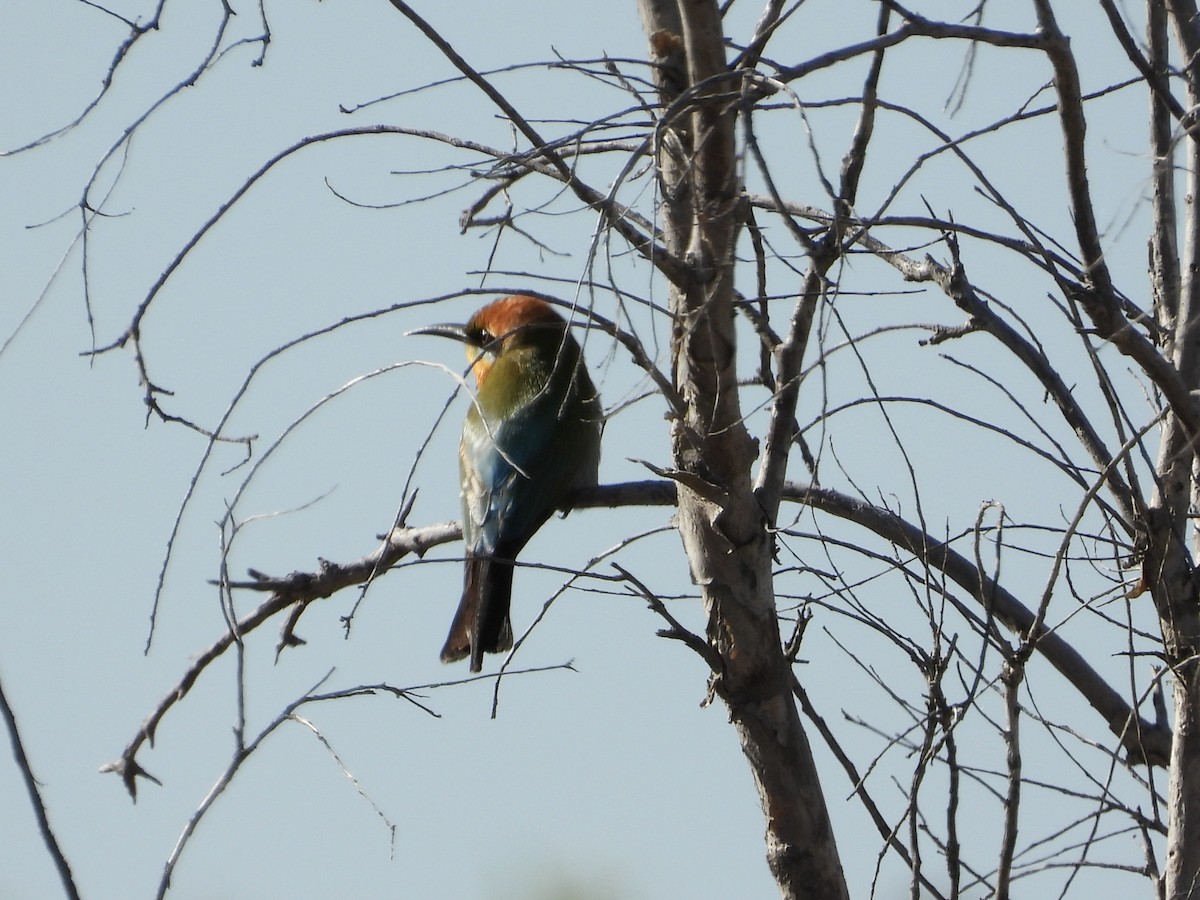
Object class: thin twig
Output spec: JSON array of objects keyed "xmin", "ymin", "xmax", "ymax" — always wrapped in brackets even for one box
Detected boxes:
[{"xmin": 0, "ymin": 670, "xmax": 81, "ymax": 900}]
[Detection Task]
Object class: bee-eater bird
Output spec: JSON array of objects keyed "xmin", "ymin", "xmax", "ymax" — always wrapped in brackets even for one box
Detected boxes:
[{"xmin": 412, "ymin": 296, "xmax": 602, "ymax": 672}]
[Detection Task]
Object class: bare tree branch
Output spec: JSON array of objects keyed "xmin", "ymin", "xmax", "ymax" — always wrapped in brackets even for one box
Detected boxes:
[
  {"xmin": 0, "ymin": 670, "xmax": 81, "ymax": 900},
  {"xmin": 788, "ymin": 482, "xmax": 1172, "ymax": 767},
  {"xmin": 23, "ymin": 2, "xmax": 1200, "ymax": 894},
  {"xmin": 384, "ymin": 0, "xmax": 691, "ymax": 286}
]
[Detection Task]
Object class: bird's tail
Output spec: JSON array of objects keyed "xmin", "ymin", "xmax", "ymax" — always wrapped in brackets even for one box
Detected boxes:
[{"xmin": 440, "ymin": 555, "xmax": 515, "ymax": 672}]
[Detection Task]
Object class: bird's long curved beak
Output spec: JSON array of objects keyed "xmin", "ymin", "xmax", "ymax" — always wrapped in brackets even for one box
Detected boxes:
[{"xmin": 406, "ymin": 323, "xmax": 470, "ymax": 343}]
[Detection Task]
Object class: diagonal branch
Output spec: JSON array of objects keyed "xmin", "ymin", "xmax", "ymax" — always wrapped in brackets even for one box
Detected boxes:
[
  {"xmin": 876, "ymin": 235, "xmax": 1141, "ymax": 531},
  {"xmin": 0, "ymin": 671, "xmax": 81, "ymax": 900},
  {"xmin": 773, "ymin": 14, "xmax": 1044, "ymax": 86},
  {"xmin": 107, "ymin": 465, "xmax": 1170, "ymax": 813},
  {"xmin": 786, "ymin": 482, "xmax": 1171, "ymax": 767},
  {"xmin": 103, "ymin": 481, "xmax": 676, "ymax": 798},
  {"xmin": 384, "ymin": 0, "xmax": 690, "ymax": 286},
  {"xmin": 754, "ymin": 5, "xmax": 890, "ymax": 523},
  {"xmin": 1034, "ymin": 1, "xmax": 1200, "ymax": 441}
]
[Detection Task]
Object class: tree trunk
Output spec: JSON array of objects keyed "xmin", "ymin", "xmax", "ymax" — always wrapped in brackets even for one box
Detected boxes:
[
  {"xmin": 637, "ymin": 2, "xmax": 849, "ymax": 897},
  {"xmin": 1151, "ymin": 3, "xmax": 1200, "ymax": 895}
]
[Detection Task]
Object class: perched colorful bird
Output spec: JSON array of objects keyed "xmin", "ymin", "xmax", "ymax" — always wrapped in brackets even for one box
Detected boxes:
[{"xmin": 412, "ymin": 296, "xmax": 602, "ymax": 671}]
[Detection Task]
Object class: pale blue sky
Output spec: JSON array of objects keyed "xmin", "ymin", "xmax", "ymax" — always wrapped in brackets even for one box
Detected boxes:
[{"xmin": 0, "ymin": 2, "xmax": 1168, "ymax": 898}]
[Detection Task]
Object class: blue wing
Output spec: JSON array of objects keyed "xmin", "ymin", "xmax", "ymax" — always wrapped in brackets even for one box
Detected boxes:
[{"xmin": 460, "ymin": 393, "xmax": 566, "ymax": 558}]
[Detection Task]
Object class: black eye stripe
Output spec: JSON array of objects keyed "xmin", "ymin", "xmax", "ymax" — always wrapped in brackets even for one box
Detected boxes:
[{"xmin": 468, "ymin": 326, "xmax": 496, "ymax": 346}]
